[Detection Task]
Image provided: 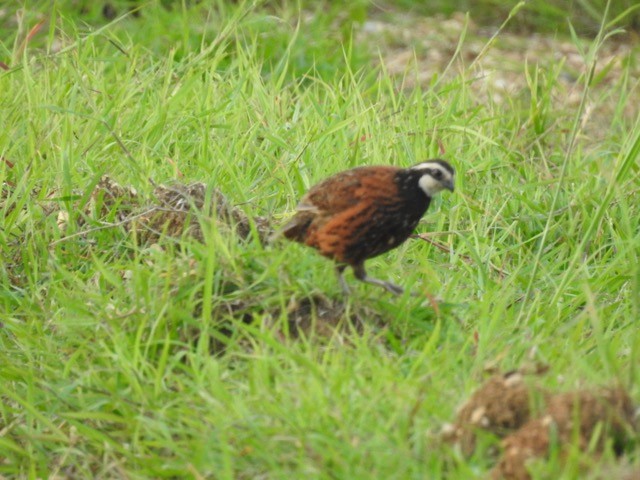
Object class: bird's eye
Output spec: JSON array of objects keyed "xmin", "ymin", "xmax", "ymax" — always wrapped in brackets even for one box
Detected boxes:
[{"xmin": 432, "ymin": 170, "xmax": 443, "ymax": 180}]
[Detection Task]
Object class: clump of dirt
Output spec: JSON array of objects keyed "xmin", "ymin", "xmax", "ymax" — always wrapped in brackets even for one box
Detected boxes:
[
  {"xmin": 445, "ymin": 372, "xmax": 638, "ymax": 479},
  {"xmin": 140, "ymin": 181, "xmax": 271, "ymax": 243},
  {"xmin": 85, "ymin": 175, "xmax": 139, "ymax": 222},
  {"xmin": 187, "ymin": 293, "xmax": 377, "ymax": 356},
  {"xmin": 491, "ymin": 387, "xmax": 637, "ymax": 480},
  {"xmin": 83, "ymin": 176, "xmax": 272, "ymax": 244},
  {"xmin": 442, "ymin": 371, "xmax": 547, "ymax": 456},
  {"xmin": 276, "ymin": 294, "xmax": 367, "ymax": 340}
]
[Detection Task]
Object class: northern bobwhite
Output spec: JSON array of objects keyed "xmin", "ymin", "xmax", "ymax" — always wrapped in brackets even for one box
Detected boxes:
[{"xmin": 282, "ymin": 159, "xmax": 455, "ymax": 295}]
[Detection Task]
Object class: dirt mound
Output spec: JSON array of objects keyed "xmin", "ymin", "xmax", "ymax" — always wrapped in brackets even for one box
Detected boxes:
[
  {"xmin": 277, "ymin": 294, "xmax": 367, "ymax": 340},
  {"xmin": 443, "ymin": 371, "xmax": 547, "ymax": 457},
  {"xmin": 492, "ymin": 387, "xmax": 636, "ymax": 480},
  {"xmin": 84, "ymin": 175, "xmax": 272, "ymax": 243},
  {"xmin": 445, "ymin": 372, "xmax": 637, "ymax": 480},
  {"xmin": 187, "ymin": 293, "xmax": 378, "ymax": 355}
]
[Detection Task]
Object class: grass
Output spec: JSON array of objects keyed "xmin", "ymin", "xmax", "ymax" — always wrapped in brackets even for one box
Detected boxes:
[{"xmin": 1, "ymin": 0, "xmax": 639, "ymax": 478}]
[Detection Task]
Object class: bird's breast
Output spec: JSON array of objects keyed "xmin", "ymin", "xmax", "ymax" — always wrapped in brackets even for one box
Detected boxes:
[{"xmin": 339, "ymin": 198, "xmax": 429, "ymax": 263}]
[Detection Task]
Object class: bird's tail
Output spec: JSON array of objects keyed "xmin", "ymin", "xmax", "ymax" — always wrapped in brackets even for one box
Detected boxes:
[{"xmin": 268, "ymin": 211, "xmax": 314, "ymax": 244}]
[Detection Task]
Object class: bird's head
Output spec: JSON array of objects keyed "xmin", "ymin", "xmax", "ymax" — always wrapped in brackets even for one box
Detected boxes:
[{"xmin": 410, "ymin": 159, "xmax": 455, "ymax": 197}]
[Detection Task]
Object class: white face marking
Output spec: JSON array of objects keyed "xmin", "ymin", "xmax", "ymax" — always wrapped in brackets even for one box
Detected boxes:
[
  {"xmin": 412, "ymin": 162, "xmax": 454, "ymax": 197},
  {"xmin": 418, "ymin": 175, "xmax": 444, "ymax": 196}
]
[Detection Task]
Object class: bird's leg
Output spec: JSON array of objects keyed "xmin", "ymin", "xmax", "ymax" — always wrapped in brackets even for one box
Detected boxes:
[
  {"xmin": 336, "ymin": 264, "xmax": 351, "ymax": 295},
  {"xmin": 352, "ymin": 263, "xmax": 404, "ymax": 296}
]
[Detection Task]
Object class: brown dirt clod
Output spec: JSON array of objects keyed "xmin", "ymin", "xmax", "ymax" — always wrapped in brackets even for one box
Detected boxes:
[
  {"xmin": 279, "ymin": 294, "xmax": 365, "ymax": 340},
  {"xmin": 443, "ymin": 371, "xmax": 543, "ymax": 457},
  {"xmin": 492, "ymin": 387, "xmax": 637, "ymax": 480},
  {"xmin": 187, "ymin": 293, "xmax": 374, "ymax": 356},
  {"xmin": 83, "ymin": 175, "xmax": 272, "ymax": 244}
]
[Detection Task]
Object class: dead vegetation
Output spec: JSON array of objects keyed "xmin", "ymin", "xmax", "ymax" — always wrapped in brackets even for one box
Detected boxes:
[
  {"xmin": 362, "ymin": 11, "xmax": 637, "ymax": 94},
  {"xmin": 78, "ymin": 175, "xmax": 272, "ymax": 244},
  {"xmin": 360, "ymin": 11, "xmax": 639, "ymax": 142}
]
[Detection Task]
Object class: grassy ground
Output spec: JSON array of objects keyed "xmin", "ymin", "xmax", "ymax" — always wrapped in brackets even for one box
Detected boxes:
[{"xmin": 1, "ymin": 1, "xmax": 639, "ymax": 478}]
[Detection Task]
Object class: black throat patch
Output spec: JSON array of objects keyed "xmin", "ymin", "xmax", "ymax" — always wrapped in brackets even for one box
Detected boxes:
[{"xmin": 395, "ymin": 169, "xmax": 432, "ymax": 206}]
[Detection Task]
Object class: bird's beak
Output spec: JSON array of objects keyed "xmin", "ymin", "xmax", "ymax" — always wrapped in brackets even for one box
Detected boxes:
[{"xmin": 445, "ymin": 180, "xmax": 455, "ymax": 192}]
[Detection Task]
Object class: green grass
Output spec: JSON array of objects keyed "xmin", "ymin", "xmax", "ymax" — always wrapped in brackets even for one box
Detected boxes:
[{"xmin": 1, "ymin": 1, "xmax": 640, "ymax": 478}]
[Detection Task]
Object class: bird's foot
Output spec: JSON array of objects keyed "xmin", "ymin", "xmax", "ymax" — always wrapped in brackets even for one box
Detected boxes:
[
  {"xmin": 381, "ymin": 281, "xmax": 404, "ymax": 295},
  {"xmin": 350, "ymin": 264, "xmax": 404, "ymax": 296},
  {"xmin": 362, "ymin": 277, "xmax": 404, "ymax": 296}
]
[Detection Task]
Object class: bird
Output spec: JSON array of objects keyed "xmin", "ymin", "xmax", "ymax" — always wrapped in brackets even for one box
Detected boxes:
[{"xmin": 281, "ymin": 159, "xmax": 455, "ymax": 295}]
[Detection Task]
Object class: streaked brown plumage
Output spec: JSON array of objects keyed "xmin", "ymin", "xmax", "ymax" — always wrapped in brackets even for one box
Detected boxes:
[{"xmin": 282, "ymin": 159, "xmax": 455, "ymax": 295}]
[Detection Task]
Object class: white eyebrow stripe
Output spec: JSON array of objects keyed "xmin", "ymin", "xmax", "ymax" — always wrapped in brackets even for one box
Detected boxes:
[
  {"xmin": 410, "ymin": 163, "xmax": 451, "ymax": 176},
  {"xmin": 410, "ymin": 162, "xmax": 431, "ymax": 170},
  {"xmin": 411, "ymin": 162, "xmax": 439, "ymax": 170}
]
